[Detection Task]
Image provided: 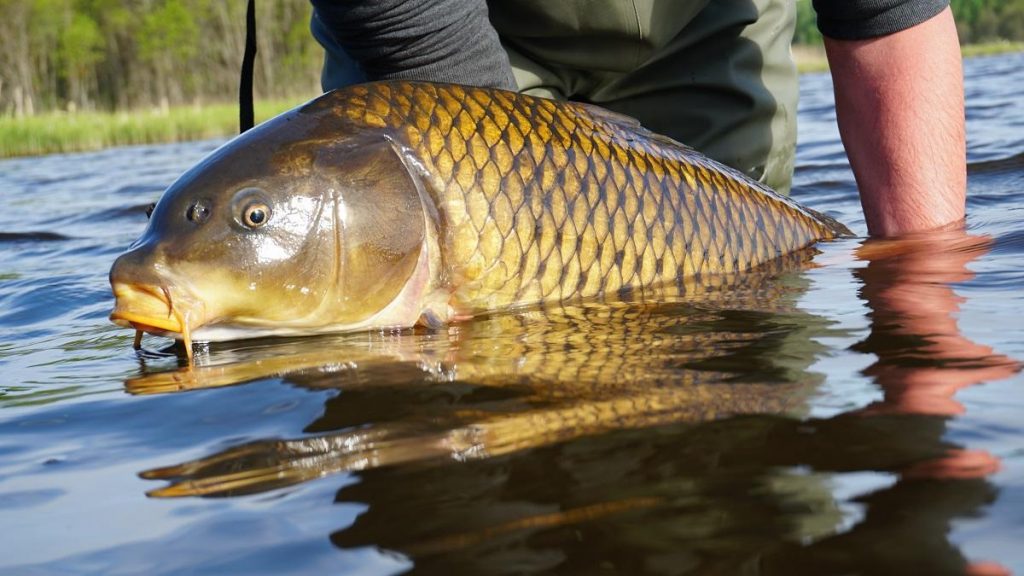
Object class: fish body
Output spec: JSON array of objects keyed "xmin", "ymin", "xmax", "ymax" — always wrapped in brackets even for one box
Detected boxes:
[{"xmin": 109, "ymin": 81, "xmax": 849, "ymax": 357}]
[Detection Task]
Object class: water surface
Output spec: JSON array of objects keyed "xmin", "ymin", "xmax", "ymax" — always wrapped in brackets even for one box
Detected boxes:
[{"xmin": 1, "ymin": 53, "xmax": 1023, "ymax": 575}]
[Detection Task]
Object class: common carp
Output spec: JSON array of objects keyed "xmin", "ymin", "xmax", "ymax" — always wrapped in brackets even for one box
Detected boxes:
[{"xmin": 109, "ymin": 81, "xmax": 850, "ymax": 359}]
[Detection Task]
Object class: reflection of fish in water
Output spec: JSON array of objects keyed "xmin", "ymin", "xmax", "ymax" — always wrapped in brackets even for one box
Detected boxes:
[
  {"xmin": 109, "ymin": 81, "xmax": 850, "ymax": 359},
  {"xmin": 132, "ymin": 290, "xmax": 832, "ymax": 497}
]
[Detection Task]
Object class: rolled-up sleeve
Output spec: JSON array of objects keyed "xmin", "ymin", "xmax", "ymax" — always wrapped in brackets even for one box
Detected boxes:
[{"xmin": 812, "ymin": 0, "xmax": 949, "ymax": 40}]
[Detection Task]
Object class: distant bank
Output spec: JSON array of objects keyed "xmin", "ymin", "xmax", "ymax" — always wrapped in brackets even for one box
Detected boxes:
[
  {"xmin": 794, "ymin": 40, "xmax": 1024, "ymax": 73},
  {"xmin": 0, "ymin": 99, "xmax": 308, "ymax": 159},
  {"xmin": 1, "ymin": 42, "xmax": 1022, "ymax": 159}
]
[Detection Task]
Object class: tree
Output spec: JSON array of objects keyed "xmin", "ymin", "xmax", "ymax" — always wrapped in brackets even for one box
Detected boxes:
[
  {"xmin": 58, "ymin": 12, "xmax": 105, "ymax": 109},
  {"xmin": 138, "ymin": 0, "xmax": 200, "ymax": 108},
  {"xmin": 793, "ymin": 0, "xmax": 822, "ymax": 45}
]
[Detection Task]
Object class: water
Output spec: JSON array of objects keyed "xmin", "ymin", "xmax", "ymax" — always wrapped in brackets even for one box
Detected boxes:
[{"xmin": 1, "ymin": 52, "xmax": 1022, "ymax": 575}]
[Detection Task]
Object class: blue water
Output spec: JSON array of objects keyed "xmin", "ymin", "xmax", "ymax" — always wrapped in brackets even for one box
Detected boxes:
[{"xmin": 1, "ymin": 52, "xmax": 1023, "ymax": 575}]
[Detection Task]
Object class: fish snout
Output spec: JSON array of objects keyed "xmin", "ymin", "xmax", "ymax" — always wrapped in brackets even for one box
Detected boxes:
[
  {"xmin": 109, "ymin": 246, "xmax": 163, "ymax": 288},
  {"xmin": 109, "ymin": 249, "xmax": 174, "ymax": 328},
  {"xmin": 108, "ymin": 249, "xmax": 200, "ymax": 339}
]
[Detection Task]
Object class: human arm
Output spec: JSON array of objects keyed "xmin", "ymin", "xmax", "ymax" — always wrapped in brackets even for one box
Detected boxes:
[{"xmin": 816, "ymin": 4, "xmax": 965, "ymax": 237}]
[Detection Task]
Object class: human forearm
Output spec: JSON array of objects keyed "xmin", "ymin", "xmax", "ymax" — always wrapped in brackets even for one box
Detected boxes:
[{"xmin": 824, "ymin": 7, "xmax": 965, "ymax": 237}]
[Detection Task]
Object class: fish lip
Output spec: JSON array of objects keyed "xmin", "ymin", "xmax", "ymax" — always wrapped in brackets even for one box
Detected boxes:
[
  {"xmin": 110, "ymin": 281, "xmax": 204, "ymax": 362},
  {"xmin": 109, "ymin": 310, "xmax": 182, "ymax": 334},
  {"xmin": 109, "ymin": 282, "xmax": 200, "ymax": 336}
]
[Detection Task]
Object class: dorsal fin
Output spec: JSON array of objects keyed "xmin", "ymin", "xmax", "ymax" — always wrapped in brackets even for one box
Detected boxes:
[
  {"xmin": 573, "ymin": 101, "xmax": 642, "ymax": 130},
  {"xmin": 572, "ymin": 101, "xmax": 696, "ymax": 151}
]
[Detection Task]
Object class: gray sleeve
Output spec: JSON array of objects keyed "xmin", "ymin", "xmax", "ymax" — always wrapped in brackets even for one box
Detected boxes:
[
  {"xmin": 812, "ymin": 0, "xmax": 949, "ymax": 40},
  {"xmin": 309, "ymin": 0, "xmax": 517, "ymax": 90}
]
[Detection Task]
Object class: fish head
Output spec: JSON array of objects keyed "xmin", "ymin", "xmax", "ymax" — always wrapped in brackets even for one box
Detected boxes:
[{"xmin": 110, "ymin": 99, "xmax": 429, "ymax": 355}]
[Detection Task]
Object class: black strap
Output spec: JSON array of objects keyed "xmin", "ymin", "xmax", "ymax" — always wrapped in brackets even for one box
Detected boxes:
[{"xmin": 240, "ymin": 0, "xmax": 257, "ymax": 133}]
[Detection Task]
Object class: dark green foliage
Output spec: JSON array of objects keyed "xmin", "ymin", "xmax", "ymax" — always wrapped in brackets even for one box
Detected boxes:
[
  {"xmin": 793, "ymin": 0, "xmax": 823, "ymax": 46},
  {"xmin": 0, "ymin": 0, "xmax": 321, "ymax": 115},
  {"xmin": 795, "ymin": 0, "xmax": 1024, "ymax": 46}
]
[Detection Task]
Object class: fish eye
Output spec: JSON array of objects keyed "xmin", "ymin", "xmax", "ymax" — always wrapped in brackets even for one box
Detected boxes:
[
  {"xmin": 242, "ymin": 203, "xmax": 271, "ymax": 228},
  {"xmin": 186, "ymin": 201, "xmax": 211, "ymax": 223},
  {"xmin": 230, "ymin": 188, "xmax": 272, "ymax": 230}
]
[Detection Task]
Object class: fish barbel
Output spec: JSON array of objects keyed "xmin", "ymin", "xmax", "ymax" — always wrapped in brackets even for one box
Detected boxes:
[{"xmin": 109, "ymin": 81, "xmax": 849, "ymax": 359}]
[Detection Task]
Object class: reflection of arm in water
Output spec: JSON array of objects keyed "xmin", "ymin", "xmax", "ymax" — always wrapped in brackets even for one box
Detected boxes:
[
  {"xmin": 851, "ymin": 232, "xmax": 1015, "ymax": 512},
  {"xmin": 853, "ymin": 232, "xmax": 1020, "ymax": 420},
  {"xmin": 764, "ymin": 232, "xmax": 1020, "ymax": 576}
]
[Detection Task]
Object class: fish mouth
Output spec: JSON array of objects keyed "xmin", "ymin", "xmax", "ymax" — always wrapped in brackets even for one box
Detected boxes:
[{"xmin": 110, "ymin": 282, "xmax": 198, "ymax": 361}]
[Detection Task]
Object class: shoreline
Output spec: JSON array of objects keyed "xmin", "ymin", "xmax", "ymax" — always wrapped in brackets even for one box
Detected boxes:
[
  {"xmin": 0, "ymin": 98, "xmax": 310, "ymax": 159},
  {"xmin": 794, "ymin": 40, "xmax": 1024, "ymax": 74},
  {"xmin": 3, "ymin": 42, "xmax": 1022, "ymax": 159}
]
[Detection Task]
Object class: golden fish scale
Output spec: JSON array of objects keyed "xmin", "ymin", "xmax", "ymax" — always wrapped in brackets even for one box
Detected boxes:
[
  {"xmin": 335, "ymin": 82, "xmax": 839, "ymax": 309},
  {"xmin": 449, "ymin": 301, "xmax": 772, "ymax": 401}
]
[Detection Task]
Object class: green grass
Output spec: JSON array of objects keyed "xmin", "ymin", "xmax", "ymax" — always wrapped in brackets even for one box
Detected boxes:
[
  {"xmin": 960, "ymin": 40, "xmax": 1024, "ymax": 58},
  {"xmin": 4, "ymin": 39, "xmax": 1024, "ymax": 158},
  {"xmin": 793, "ymin": 45, "xmax": 829, "ymax": 74},
  {"xmin": 0, "ymin": 97, "xmax": 312, "ymax": 158}
]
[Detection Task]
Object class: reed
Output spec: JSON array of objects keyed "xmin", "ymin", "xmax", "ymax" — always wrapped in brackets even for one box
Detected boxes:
[
  {"xmin": 0, "ymin": 98, "xmax": 310, "ymax": 158},
  {"xmin": 960, "ymin": 41, "xmax": 1024, "ymax": 58}
]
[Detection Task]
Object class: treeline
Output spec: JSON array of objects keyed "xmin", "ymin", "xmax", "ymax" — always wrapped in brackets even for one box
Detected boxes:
[
  {"xmin": 795, "ymin": 0, "xmax": 1024, "ymax": 45},
  {"xmin": 951, "ymin": 0, "xmax": 1024, "ymax": 43},
  {"xmin": 4, "ymin": 0, "xmax": 1023, "ymax": 117},
  {"xmin": 0, "ymin": 0, "xmax": 322, "ymax": 116}
]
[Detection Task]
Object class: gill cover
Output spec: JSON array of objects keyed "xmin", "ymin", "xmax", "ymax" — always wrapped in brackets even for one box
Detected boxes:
[{"xmin": 324, "ymin": 137, "xmax": 427, "ymax": 325}]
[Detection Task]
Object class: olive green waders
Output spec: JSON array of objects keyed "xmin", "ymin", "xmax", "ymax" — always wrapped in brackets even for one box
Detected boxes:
[{"xmin": 317, "ymin": 0, "xmax": 798, "ymax": 193}]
